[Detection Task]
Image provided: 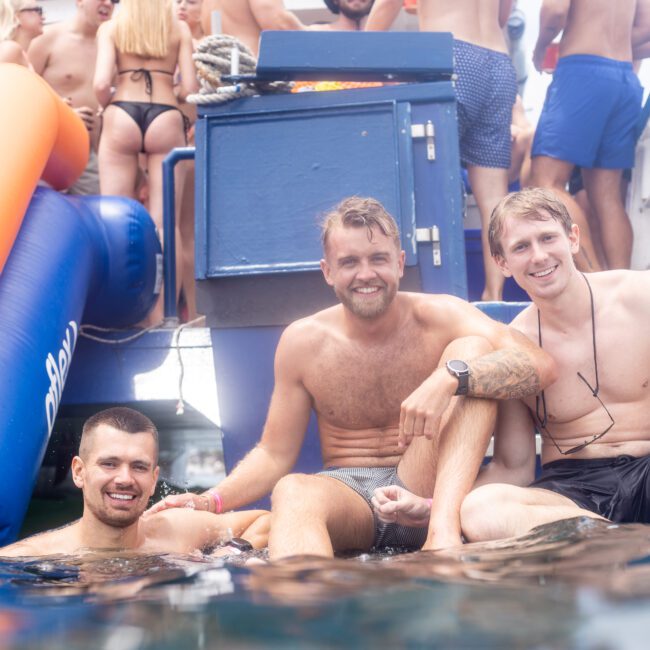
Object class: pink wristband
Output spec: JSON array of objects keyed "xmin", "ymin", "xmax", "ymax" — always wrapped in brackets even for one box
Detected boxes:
[
  {"xmin": 207, "ymin": 489, "xmax": 223, "ymax": 514},
  {"xmin": 426, "ymin": 498, "xmax": 432, "ymax": 509}
]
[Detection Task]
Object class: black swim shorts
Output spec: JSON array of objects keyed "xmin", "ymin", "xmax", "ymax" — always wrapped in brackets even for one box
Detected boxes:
[{"xmin": 530, "ymin": 454, "xmax": 650, "ymax": 523}]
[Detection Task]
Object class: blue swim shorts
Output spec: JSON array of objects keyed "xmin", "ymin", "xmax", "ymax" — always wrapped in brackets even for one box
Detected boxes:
[
  {"xmin": 453, "ymin": 39, "xmax": 517, "ymax": 169},
  {"xmin": 532, "ymin": 54, "xmax": 643, "ymax": 169},
  {"xmin": 318, "ymin": 466, "xmax": 428, "ymax": 550}
]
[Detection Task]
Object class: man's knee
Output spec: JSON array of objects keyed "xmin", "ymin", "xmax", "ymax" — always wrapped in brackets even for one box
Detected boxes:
[
  {"xmin": 441, "ymin": 336, "xmax": 493, "ymax": 364},
  {"xmin": 461, "ymin": 483, "xmax": 519, "ymax": 541},
  {"xmin": 530, "ymin": 156, "xmax": 572, "ymax": 190},
  {"xmin": 271, "ymin": 473, "xmax": 326, "ymax": 511}
]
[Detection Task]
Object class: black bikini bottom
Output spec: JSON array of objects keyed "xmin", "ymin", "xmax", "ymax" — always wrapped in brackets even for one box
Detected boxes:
[{"xmin": 109, "ymin": 101, "xmax": 188, "ymax": 152}]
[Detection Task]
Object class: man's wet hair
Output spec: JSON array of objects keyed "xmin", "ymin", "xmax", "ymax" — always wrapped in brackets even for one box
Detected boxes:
[
  {"xmin": 320, "ymin": 196, "xmax": 401, "ymax": 253},
  {"xmin": 488, "ymin": 187, "xmax": 573, "ymax": 257},
  {"xmin": 80, "ymin": 407, "xmax": 159, "ymax": 462}
]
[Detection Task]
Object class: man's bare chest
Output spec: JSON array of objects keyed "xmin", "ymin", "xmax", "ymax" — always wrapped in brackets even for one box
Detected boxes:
[
  {"xmin": 525, "ymin": 321, "xmax": 650, "ymax": 421},
  {"xmin": 304, "ymin": 335, "xmax": 442, "ymax": 429},
  {"xmin": 45, "ymin": 40, "xmax": 97, "ymax": 93}
]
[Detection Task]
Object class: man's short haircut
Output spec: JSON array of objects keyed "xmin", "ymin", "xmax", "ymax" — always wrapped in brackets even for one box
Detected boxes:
[
  {"xmin": 320, "ymin": 196, "xmax": 401, "ymax": 253},
  {"xmin": 323, "ymin": 0, "xmax": 340, "ymax": 14},
  {"xmin": 79, "ymin": 407, "xmax": 159, "ymax": 462},
  {"xmin": 488, "ymin": 187, "xmax": 573, "ymax": 257}
]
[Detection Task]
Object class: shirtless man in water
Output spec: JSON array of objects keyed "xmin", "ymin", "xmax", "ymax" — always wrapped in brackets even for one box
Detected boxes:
[
  {"xmin": 530, "ymin": 0, "xmax": 648, "ymax": 271},
  {"xmin": 201, "ymin": 0, "xmax": 304, "ymax": 56},
  {"xmin": 373, "ymin": 188, "xmax": 650, "ymax": 540},
  {"xmin": 28, "ymin": 0, "xmax": 115, "ymax": 195},
  {"xmin": 367, "ymin": 0, "xmax": 515, "ymax": 302},
  {"xmin": 149, "ymin": 197, "xmax": 555, "ymax": 559},
  {"xmin": 0, "ymin": 408, "xmax": 268, "ymax": 557}
]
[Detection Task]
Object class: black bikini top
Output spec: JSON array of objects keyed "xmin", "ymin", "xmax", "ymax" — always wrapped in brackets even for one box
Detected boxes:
[{"xmin": 118, "ymin": 68, "xmax": 174, "ymax": 96}]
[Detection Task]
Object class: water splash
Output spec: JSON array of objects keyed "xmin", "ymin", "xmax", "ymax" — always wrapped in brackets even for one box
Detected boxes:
[{"xmin": 2, "ymin": 517, "xmax": 650, "ymax": 649}]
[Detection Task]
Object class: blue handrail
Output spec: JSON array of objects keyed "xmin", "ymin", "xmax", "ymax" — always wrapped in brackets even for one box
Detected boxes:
[{"xmin": 162, "ymin": 146, "xmax": 196, "ymax": 321}]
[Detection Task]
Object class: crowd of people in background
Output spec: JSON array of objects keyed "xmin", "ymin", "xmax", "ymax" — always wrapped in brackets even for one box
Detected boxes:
[{"xmin": 0, "ymin": 0, "xmax": 648, "ymax": 315}]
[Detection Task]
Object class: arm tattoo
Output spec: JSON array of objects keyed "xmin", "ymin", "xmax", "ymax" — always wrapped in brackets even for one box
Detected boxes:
[{"xmin": 467, "ymin": 349, "xmax": 541, "ymax": 399}]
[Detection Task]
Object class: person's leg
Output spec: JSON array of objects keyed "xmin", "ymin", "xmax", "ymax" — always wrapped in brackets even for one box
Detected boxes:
[
  {"xmin": 574, "ymin": 187, "xmax": 608, "ymax": 270},
  {"xmin": 467, "ymin": 165, "xmax": 509, "ymax": 301},
  {"xmin": 144, "ymin": 110, "xmax": 188, "ymax": 324},
  {"xmin": 581, "ymin": 167, "xmax": 632, "ymax": 269},
  {"xmin": 240, "ymin": 512, "xmax": 271, "ymax": 549},
  {"xmin": 268, "ymin": 473, "xmax": 375, "ymax": 560},
  {"xmin": 97, "ymin": 106, "xmax": 141, "ymax": 198},
  {"xmin": 396, "ymin": 335, "xmax": 497, "ymax": 550},
  {"xmin": 178, "ymin": 160, "xmax": 198, "ymax": 321},
  {"xmin": 531, "ymin": 156, "xmax": 602, "ymax": 272},
  {"xmin": 461, "ymin": 483, "xmax": 605, "ymax": 541}
]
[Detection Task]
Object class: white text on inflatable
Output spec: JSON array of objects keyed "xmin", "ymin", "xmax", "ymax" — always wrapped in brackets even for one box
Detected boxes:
[{"xmin": 44, "ymin": 320, "xmax": 78, "ymax": 435}]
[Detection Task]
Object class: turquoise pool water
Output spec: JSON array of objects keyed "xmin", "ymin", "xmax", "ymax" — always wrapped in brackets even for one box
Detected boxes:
[{"xmin": 1, "ymin": 517, "xmax": 649, "ymax": 649}]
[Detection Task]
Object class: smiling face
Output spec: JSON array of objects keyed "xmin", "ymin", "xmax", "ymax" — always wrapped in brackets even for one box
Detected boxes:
[
  {"xmin": 494, "ymin": 212, "xmax": 580, "ymax": 301},
  {"xmin": 72, "ymin": 425, "xmax": 159, "ymax": 529},
  {"xmin": 321, "ymin": 224, "xmax": 405, "ymax": 319}
]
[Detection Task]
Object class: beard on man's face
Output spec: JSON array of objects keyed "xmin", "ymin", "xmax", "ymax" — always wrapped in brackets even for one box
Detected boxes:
[{"xmin": 337, "ymin": 0, "xmax": 374, "ymax": 21}]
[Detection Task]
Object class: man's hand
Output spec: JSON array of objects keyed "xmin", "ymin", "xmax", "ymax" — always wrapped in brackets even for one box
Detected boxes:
[
  {"xmin": 74, "ymin": 106, "xmax": 96, "ymax": 132},
  {"xmin": 146, "ymin": 492, "xmax": 211, "ymax": 516},
  {"xmin": 532, "ymin": 45, "xmax": 547, "ymax": 73},
  {"xmin": 398, "ymin": 368, "xmax": 456, "ymax": 447},
  {"xmin": 371, "ymin": 486, "xmax": 431, "ymax": 527}
]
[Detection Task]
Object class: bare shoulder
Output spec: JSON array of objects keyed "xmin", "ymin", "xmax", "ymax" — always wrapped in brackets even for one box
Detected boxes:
[
  {"xmin": 508, "ymin": 304, "xmax": 537, "ymax": 340},
  {"xmin": 408, "ymin": 291, "xmax": 469, "ymax": 321},
  {"xmin": 177, "ymin": 19, "xmax": 193, "ymax": 40},
  {"xmin": 0, "ymin": 41, "xmax": 26, "ymax": 66},
  {"xmin": 96, "ymin": 20, "xmax": 115, "ymax": 40},
  {"xmin": 280, "ymin": 307, "xmax": 341, "ymax": 353},
  {"xmin": 407, "ymin": 291, "xmax": 502, "ymax": 330},
  {"xmin": 0, "ymin": 524, "xmax": 78, "ymax": 557},
  {"xmin": 0, "ymin": 538, "xmax": 42, "ymax": 558},
  {"xmin": 596, "ymin": 270, "xmax": 650, "ymax": 312},
  {"xmin": 36, "ymin": 21, "xmax": 67, "ymax": 45}
]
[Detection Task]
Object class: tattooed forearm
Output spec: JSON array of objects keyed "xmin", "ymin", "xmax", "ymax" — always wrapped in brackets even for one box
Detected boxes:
[{"xmin": 467, "ymin": 349, "xmax": 541, "ymax": 399}]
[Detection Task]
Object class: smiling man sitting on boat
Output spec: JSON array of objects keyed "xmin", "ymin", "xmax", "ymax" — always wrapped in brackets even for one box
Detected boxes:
[
  {"xmin": 372, "ymin": 188, "xmax": 650, "ymax": 540},
  {"xmin": 149, "ymin": 196, "xmax": 555, "ymax": 559},
  {"xmin": 0, "ymin": 407, "xmax": 269, "ymax": 557}
]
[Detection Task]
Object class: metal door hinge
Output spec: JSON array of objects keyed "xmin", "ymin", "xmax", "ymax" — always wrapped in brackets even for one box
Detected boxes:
[
  {"xmin": 415, "ymin": 226, "xmax": 442, "ymax": 266},
  {"xmin": 411, "ymin": 120, "xmax": 436, "ymax": 161}
]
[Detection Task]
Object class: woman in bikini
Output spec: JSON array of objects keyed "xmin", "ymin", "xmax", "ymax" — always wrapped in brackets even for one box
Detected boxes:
[
  {"xmin": 94, "ymin": 0, "xmax": 198, "ymax": 323},
  {"xmin": 0, "ymin": 1, "xmax": 44, "ymax": 67}
]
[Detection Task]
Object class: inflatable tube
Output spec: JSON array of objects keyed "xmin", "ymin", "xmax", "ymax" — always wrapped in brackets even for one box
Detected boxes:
[
  {"xmin": 0, "ymin": 64, "xmax": 88, "ymax": 274},
  {"xmin": 0, "ymin": 188, "xmax": 160, "ymax": 545}
]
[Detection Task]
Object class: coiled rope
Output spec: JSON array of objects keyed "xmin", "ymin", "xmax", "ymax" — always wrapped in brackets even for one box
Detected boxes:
[{"xmin": 187, "ymin": 34, "xmax": 292, "ymax": 105}]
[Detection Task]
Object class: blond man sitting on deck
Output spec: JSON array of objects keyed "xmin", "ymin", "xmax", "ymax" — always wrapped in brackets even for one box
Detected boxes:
[
  {"xmin": 373, "ymin": 188, "xmax": 650, "ymax": 540},
  {"xmin": 0, "ymin": 408, "xmax": 269, "ymax": 557}
]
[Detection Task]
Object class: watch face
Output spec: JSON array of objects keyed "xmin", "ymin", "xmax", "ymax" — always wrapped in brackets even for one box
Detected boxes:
[
  {"xmin": 229, "ymin": 537, "xmax": 253, "ymax": 552},
  {"xmin": 448, "ymin": 360, "xmax": 469, "ymax": 373}
]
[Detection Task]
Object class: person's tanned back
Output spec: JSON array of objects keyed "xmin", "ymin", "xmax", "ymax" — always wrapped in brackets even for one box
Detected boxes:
[
  {"xmin": 201, "ymin": 0, "xmax": 304, "ymax": 56},
  {"xmin": 554, "ymin": 0, "xmax": 636, "ymax": 62},
  {"xmin": 417, "ymin": 0, "xmax": 511, "ymax": 51}
]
